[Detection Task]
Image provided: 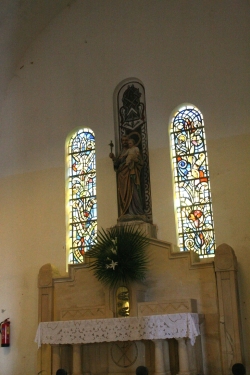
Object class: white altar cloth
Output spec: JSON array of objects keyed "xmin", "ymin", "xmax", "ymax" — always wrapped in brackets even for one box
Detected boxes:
[{"xmin": 35, "ymin": 313, "xmax": 200, "ymax": 348}]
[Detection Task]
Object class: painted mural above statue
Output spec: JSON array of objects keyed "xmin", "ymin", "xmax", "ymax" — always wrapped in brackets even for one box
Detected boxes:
[{"xmin": 110, "ymin": 79, "xmax": 152, "ymax": 223}]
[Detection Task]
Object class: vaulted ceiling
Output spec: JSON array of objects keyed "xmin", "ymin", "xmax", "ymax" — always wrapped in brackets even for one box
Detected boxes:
[{"xmin": 0, "ymin": 0, "xmax": 74, "ymax": 109}]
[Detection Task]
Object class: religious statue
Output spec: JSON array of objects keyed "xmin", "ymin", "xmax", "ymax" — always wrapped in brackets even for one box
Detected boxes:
[{"xmin": 109, "ymin": 135, "xmax": 145, "ymax": 220}]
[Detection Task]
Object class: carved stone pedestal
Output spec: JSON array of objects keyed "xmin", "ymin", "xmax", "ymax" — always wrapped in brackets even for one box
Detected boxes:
[{"xmin": 115, "ymin": 220, "xmax": 157, "ymax": 238}]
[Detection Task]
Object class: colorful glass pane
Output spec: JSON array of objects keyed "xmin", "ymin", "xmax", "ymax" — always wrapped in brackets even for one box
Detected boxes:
[
  {"xmin": 170, "ymin": 105, "xmax": 215, "ymax": 258},
  {"xmin": 67, "ymin": 128, "xmax": 97, "ymax": 263}
]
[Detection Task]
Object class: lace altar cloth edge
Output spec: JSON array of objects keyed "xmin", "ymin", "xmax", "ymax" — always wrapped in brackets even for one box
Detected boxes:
[{"xmin": 35, "ymin": 313, "xmax": 200, "ymax": 348}]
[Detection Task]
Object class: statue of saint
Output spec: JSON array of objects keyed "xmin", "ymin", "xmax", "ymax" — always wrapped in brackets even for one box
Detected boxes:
[{"xmin": 109, "ymin": 136, "xmax": 145, "ymax": 220}]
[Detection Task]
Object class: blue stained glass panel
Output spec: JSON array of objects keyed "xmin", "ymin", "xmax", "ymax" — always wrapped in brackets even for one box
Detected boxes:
[
  {"xmin": 170, "ymin": 106, "xmax": 215, "ymax": 258},
  {"xmin": 67, "ymin": 128, "xmax": 97, "ymax": 263}
]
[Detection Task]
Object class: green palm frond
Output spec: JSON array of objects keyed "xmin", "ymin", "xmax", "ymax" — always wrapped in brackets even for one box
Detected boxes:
[{"xmin": 85, "ymin": 225, "xmax": 149, "ymax": 288}]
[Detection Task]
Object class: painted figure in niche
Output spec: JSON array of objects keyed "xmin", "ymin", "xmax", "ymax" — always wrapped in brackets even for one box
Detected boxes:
[{"xmin": 109, "ymin": 134, "xmax": 145, "ymax": 219}]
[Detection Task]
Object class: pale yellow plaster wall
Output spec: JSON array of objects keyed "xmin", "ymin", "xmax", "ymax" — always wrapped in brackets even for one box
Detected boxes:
[
  {"xmin": 0, "ymin": 168, "xmax": 65, "ymax": 374},
  {"xmin": 0, "ymin": 0, "xmax": 249, "ymax": 374}
]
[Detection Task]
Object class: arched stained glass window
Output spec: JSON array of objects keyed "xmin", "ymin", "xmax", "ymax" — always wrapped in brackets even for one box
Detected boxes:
[
  {"xmin": 66, "ymin": 128, "xmax": 97, "ymax": 264},
  {"xmin": 170, "ymin": 105, "xmax": 215, "ymax": 258}
]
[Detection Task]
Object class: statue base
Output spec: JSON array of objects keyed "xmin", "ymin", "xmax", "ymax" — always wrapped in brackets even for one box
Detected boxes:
[
  {"xmin": 115, "ymin": 218, "xmax": 157, "ymax": 239},
  {"xmin": 117, "ymin": 214, "xmax": 150, "ymax": 223}
]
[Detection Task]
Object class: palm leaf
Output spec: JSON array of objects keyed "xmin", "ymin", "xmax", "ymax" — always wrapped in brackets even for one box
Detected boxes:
[{"xmin": 85, "ymin": 225, "xmax": 149, "ymax": 288}]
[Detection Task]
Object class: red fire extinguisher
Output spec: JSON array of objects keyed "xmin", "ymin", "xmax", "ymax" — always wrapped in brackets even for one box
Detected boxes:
[{"xmin": 1, "ymin": 319, "xmax": 10, "ymax": 347}]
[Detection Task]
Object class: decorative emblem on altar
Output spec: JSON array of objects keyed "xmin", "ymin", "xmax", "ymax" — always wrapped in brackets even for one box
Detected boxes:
[
  {"xmin": 111, "ymin": 341, "xmax": 138, "ymax": 367},
  {"xmin": 116, "ymin": 286, "xmax": 130, "ymax": 317}
]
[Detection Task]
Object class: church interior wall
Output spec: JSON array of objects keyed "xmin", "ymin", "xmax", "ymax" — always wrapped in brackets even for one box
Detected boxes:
[{"xmin": 0, "ymin": 1, "xmax": 249, "ymax": 374}]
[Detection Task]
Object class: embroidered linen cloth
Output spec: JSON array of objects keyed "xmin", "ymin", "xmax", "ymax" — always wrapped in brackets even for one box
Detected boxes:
[{"xmin": 35, "ymin": 313, "xmax": 200, "ymax": 348}]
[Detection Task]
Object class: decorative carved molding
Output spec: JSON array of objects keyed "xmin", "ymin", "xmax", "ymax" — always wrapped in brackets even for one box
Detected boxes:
[
  {"xmin": 138, "ymin": 299, "xmax": 197, "ymax": 316},
  {"xmin": 60, "ymin": 306, "xmax": 106, "ymax": 321}
]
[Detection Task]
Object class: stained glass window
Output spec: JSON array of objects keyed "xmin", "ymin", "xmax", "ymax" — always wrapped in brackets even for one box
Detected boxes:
[
  {"xmin": 66, "ymin": 128, "xmax": 97, "ymax": 263},
  {"xmin": 170, "ymin": 105, "xmax": 215, "ymax": 258}
]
